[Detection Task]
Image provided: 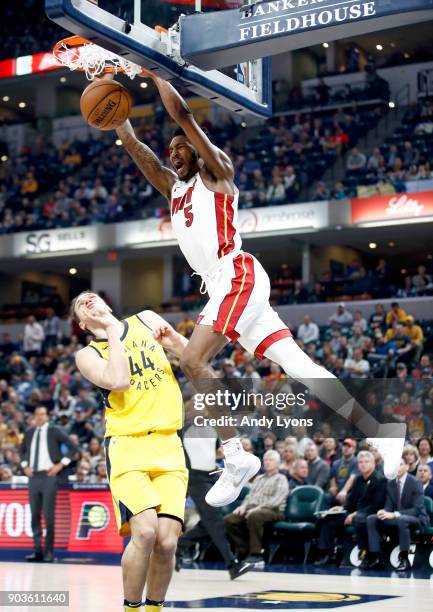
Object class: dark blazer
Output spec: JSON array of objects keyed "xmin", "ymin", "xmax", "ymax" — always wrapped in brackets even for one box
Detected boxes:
[
  {"xmin": 423, "ymin": 483, "xmax": 433, "ymax": 501},
  {"xmin": 21, "ymin": 425, "xmax": 78, "ymax": 479},
  {"xmin": 345, "ymin": 470, "xmax": 386, "ymax": 515},
  {"xmin": 384, "ymin": 474, "xmax": 429, "ymax": 527}
]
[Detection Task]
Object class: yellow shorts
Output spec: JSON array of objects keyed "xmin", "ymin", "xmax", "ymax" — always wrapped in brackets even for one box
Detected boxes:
[{"xmin": 104, "ymin": 431, "xmax": 188, "ymax": 536}]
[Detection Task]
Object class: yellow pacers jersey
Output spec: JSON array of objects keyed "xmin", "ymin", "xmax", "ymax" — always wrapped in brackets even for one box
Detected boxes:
[{"xmin": 88, "ymin": 314, "xmax": 183, "ymax": 437}]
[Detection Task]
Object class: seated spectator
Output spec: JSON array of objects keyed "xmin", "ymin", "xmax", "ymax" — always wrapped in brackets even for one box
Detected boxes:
[
  {"xmin": 367, "ymin": 147, "xmax": 384, "ymax": 172},
  {"xmin": 315, "ymin": 451, "xmax": 386, "ymax": 566},
  {"xmin": 305, "ymin": 443, "xmax": 330, "ymax": 490},
  {"xmin": 0, "ymin": 333, "xmax": 18, "ymax": 358},
  {"xmin": 407, "ymin": 400, "xmax": 433, "ymax": 440},
  {"xmin": 412, "ymin": 265, "xmax": 432, "ymax": 291},
  {"xmin": 69, "ymin": 459, "xmax": 91, "ymax": 483},
  {"xmin": 282, "ymin": 165, "xmax": 300, "ymax": 202},
  {"xmin": 343, "ymin": 347, "xmax": 370, "ymax": 379},
  {"xmin": 386, "ymin": 323, "xmax": 414, "ymax": 364},
  {"xmin": 69, "ymin": 407, "xmax": 94, "ymax": 445},
  {"xmin": 176, "ymin": 314, "xmax": 195, "ymax": 338},
  {"xmin": 241, "ymin": 438, "xmax": 255, "ymax": 454},
  {"xmin": 311, "ymin": 181, "xmax": 330, "ymax": 201},
  {"xmin": 417, "ymin": 437, "xmax": 433, "ymax": 465},
  {"xmin": 266, "ymin": 176, "xmax": 286, "ymax": 204},
  {"xmin": 321, "ymin": 438, "xmax": 339, "ymax": 466},
  {"xmin": 352, "ymin": 310, "xmax": 367, "ymax": 332},
  {"xmin": 92, "ymin": 461, "xmax": 108, "ymax": 483},
  {"xmin": 385, "ymin": 302, "xmax": 408, "ymax": 327},
  {"xmin": 404, "ymin": 316, "xmax": 424, "ymax": 360},
  {"xmin": 365, "ymin": 457, "xmax": 429, "ymax": 571},
  {"xmin": 288, "ymin": 458, "xmax": 309, "ymax": 491},
  {"xmin": 417, "ymin": 464, "xmax": 433, "ymax": 500},
  {"xmin": 397, "ymin": 275, "xmax": 416, "ymax": 299},
  {"xmin": 297, "ymin": 314, "xmax": 319, "ymax": 345},
  {"xmin": 242, "ymin": 151, "xmax": 261, "ymax": 176},
  {"xmin": 279, "ymin": 442, "xmax": 298, "ymax": 477},
  {"xmin": 402, "ymin": 445, "xmax": 420, "ymax": 476},
  {"xmin": 348, "ymin": 324, "xmax": 368, "ymax": 352},
  {"xmin": 369, "ymin": 328, "xmax": 397, "ymax": 362},
  {"xmin": 331, "ymin": 182, "xmax": 347, "ymax": 200},
  {"xmin": 290, "ymin": 280, "xmax": 309, "ymax": 304},
  {"xmin": 346, "ymin": 147, "xmax": 366, "ymax": 174},
  {"xmin": 328, "ymin": 439, "xmax": 359, "ymax": 505},
  {"xmin": 0, "ymin": 465, "xmax": 13, "ymax": 482},
  {"xmin": 369, "ymin": 303, "xmax": 386, "ymax": 331},
  {"xmin": 329, "ymin": 303, "xmax": 353, "ymax": 328},
  {"xmin": 224, "ymin": 450, "xmax": 289, "ymax": 566}
]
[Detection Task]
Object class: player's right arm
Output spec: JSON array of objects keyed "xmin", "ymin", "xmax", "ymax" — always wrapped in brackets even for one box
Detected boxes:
[
  {"xmin": 75, "ymin": 327, "xmax": 130, "ymax": 391},
  {"xmin": 116, "ymin": 120, "xmax": 176, "ymax": 201}
]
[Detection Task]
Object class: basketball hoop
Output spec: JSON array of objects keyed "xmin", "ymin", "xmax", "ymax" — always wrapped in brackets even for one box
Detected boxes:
[{"xmin": 53, "ymin": 36, "xmax": 143, "ymax": 80}]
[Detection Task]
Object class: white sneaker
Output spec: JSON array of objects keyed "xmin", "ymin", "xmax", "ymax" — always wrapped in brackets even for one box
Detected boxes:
[
  {"xmin": 367, "ymin": 422, "xmax": 407, "ymax": 479},
  {"xmin": 205, "ymin": 452, "xmax": 261, "ymax": 507}
]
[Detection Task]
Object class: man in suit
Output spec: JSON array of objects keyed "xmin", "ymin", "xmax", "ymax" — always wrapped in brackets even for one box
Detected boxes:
[
  {"xmin": 417, "ymin": 463, "xmax": 433, "ymax": 500},
  {"xmin": 20, "ymin": 405, "xmax": 78, "ymax": 562},
  {"xmin": 315, "ymin": 451, "xmax": 386, "ymax": 566},
  {"xmin": 366, "ymin": 456, "xmax": 429, "ymax": 571}
]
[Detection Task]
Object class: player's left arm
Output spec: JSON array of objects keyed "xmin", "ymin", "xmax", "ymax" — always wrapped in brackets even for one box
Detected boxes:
[
  {"xmin": 137, "ymin": 310, "xmax": 188, "ymax": 357},
  {"xmin": 143, "ymin": 71, "xmax": 234, "ymax": 180}
]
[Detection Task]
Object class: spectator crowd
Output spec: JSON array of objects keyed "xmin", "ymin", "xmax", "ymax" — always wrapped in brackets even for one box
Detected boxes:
[{"xmin": 0, "ymin": 297, "xmax": 431, "ymax": 568}]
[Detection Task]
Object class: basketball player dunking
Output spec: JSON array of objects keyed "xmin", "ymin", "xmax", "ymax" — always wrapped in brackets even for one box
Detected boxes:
[{"xmin": 115, "ymin": 71, "xmax": 406, "ymax": 507}]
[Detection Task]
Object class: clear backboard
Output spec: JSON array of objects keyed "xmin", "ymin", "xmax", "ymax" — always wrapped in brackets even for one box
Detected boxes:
[{"xmin": 45, "ymin": 0, "xmax": 272, "ymax": 117}]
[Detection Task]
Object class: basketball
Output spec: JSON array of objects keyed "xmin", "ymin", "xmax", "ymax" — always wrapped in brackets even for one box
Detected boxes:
[{"xmin": 80, "ymin": 79, "xmax": 131, "ymax": 131}]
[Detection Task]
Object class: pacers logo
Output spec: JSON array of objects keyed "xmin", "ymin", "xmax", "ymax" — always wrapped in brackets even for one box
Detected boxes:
[
  {"xmin": 76, "ymin": 502, "xmax": 110, "ymax": 539},
  {"xmin": 166, "ymin": 590, "xmax": 395, "ymax": 609}
]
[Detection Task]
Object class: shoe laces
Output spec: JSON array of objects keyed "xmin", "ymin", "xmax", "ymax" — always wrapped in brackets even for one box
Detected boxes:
[{"xmin": 209, "ymin": 462, "xmax": 239, "ymax": 489}]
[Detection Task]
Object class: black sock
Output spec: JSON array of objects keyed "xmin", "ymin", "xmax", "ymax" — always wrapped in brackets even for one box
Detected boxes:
[
  {"xmin": 144, "ymin": 599, "xmax": 164, "ymax": 607},
  {"xmin": 124, "ymin": 600, "xmax": 142, "ymax": 608}
]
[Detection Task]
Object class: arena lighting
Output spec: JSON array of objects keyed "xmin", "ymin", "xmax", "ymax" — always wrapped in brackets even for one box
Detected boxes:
[
  {"xmin": 115, "ymin": 139, "xmax": 122, "ymax": 146},
  {"xmin": 369, "ymin": 242, "xmax": 377, "ymax": 249},
  {"xmin": 1, "ymin": 155, "xmax": 8, "ymax": 162},
  {"xmin": 241, "ymin": 121, "xmax": 247, "ymax": 128},
  {"xmin": 69, "ymin": 267, "xmax": 77, "ymax": 275},
  {"xmin": 358, "ymin": 216, "xmax": 433, "ymax": 228},
  {"xmin": 389, "ymin": 101, "xmax": 396, "ymax": 109},
  {"xmin": 401, "ymin": 268, "xmax": 407, "ymax": 274},
  {"xmin": 18, "ymin": 101, "xmax": 26, "ymax": 108},
  {"xmin": 388, "ymin": 241, "xmax": 395, "ymax": 247},
  {"xmin": 2, "ymin": 96, "xmax": 9, "ymax": 102},
  {"xmin": 139, "ymin": 82, "xmax": 148, "ymax": 89},
  {"xmin": 322, "ymin": 42, "xmax": 329, "ymax": 48},
  {"xmin": 60, "ymin": 76, "xmax": 67, "ymax": 82},
  {"xmin": 376, "ymin": 44, "xmax": 383, "ymax": 51}
]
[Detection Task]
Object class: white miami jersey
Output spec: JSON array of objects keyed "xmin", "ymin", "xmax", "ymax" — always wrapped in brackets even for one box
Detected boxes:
[{"xmin": 170, "ymin": 172, "xmax": 242, "ymax": 275}]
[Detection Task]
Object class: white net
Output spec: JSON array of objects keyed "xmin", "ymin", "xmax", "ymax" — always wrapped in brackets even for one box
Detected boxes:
[{"xmin": 55, "ymin": 40, "xmax": 143, "ymax": 80}]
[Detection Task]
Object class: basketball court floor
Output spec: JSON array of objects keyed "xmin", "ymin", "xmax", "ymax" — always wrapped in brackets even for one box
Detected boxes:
[{"xmin": 1, "ymin": 561, "xmax": 432, "ymax": 611}]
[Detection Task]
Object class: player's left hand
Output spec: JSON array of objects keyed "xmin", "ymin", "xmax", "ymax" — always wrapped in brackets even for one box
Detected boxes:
[
  {"xmin": 153, "ymin": 323, "xmax": 177, "ymax": 349},
  {"xmin": 140, "ymin": 67, "xmax": 156, "ymax": 80}
]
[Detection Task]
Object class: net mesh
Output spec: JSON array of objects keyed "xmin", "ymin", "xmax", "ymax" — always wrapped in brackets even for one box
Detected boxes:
[{"xmin": 54, "ymin": 39, "xmax": 143, "ymax": 80}]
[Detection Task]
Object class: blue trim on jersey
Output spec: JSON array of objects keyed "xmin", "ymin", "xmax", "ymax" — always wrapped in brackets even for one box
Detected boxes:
[{"xmin": 104, "ymin": 437, "xmax": 111, "ymax": 482}]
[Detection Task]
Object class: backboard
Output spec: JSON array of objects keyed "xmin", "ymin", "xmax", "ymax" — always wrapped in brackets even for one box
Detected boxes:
[{"xmin": 45, "ymin": 0, "xmax": 272, "ymax": 117}]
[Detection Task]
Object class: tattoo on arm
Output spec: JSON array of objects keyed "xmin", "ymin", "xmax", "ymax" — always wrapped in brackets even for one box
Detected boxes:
[{"xmin": 116, "ymin": 126, "xmax": 174, "ymax": 199}]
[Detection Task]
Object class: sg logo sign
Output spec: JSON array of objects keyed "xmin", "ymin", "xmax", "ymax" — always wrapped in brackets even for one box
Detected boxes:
[{"xmin": 25, "ymin": 233, "xmax": 51, "ymax": 254}]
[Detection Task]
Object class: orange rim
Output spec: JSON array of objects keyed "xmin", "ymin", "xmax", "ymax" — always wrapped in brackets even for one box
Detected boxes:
[{"xmin": 53, "ymin": 36, "xmax": 127, "ymax": 74}]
